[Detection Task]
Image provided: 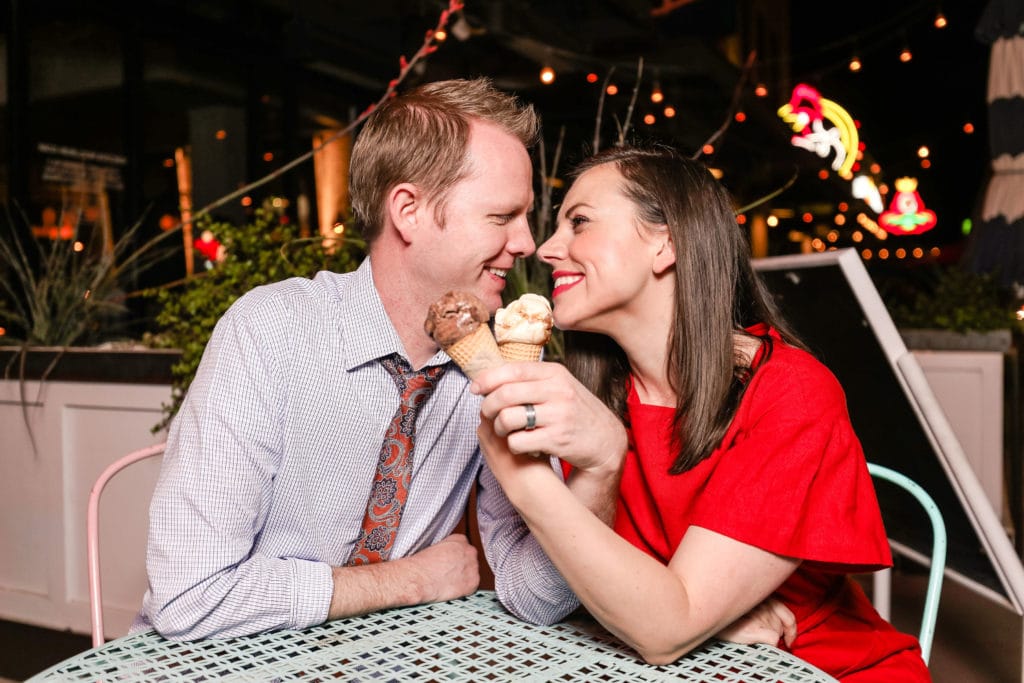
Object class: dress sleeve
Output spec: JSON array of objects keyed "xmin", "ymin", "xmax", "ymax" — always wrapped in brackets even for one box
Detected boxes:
[{"xmin": 689, "ymin": 350, "xmax": 892, "ymax": 572}]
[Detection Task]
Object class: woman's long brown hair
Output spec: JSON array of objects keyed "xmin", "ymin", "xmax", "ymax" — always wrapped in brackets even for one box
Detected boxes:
[{"xmin": 563, "ymin": 146, "xmax": 806, "ymax": 473}]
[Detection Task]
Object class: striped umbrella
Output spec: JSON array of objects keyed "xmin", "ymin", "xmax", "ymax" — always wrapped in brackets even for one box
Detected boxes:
[{"xmin": 964, "ymin": 0, "xmax": 1024, "ymax": 286}]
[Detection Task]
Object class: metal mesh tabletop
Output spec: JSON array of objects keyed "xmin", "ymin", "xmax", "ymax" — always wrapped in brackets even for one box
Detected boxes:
[{"xmin": 29, "ymin": 591, "xmax": 837, "ymax": 682}]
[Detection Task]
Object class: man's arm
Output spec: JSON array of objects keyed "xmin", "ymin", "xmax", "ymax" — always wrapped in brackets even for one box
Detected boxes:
[
  {"xmin": 477, "ymin": 459, "xmax": 579, "ymax": 625},
  {"xmin": 143, "ymin": 294, "xmax": 334, "ymax": 640}
]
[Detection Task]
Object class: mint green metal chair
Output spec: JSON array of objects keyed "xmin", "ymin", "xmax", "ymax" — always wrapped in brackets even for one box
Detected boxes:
[{"xmin": 868, "ymin": 463, "xmax": 946, "ymax": 664}]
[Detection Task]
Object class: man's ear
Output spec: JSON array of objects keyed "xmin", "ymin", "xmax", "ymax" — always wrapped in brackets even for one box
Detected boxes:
[
  {"xmin": 386, "ymin": 183, "xmax": 422, "ymax": 244},
  {"xmin": 652, "ymin": 229, "xmax": 676, "ymax": 274}
]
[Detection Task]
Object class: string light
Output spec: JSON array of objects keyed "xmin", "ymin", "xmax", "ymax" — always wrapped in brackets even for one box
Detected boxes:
[
  {"xmin": 643, "ymin": 113, "xmax": 656, "ymax": 125},
  {"xmin": 606, "ymin": 84, "xmax": 619, "ymax": 96},
  {"xmin": 433, "ymin": 28, "xmax": 448, "ymax": 41},
  {"xmin": 586, "ymin": 72, "xmax": 599, "ymax": 83},
  {"xmin": 754, "ymin": 83, "xmax": 768, "ymax": 97},
  {"xmin": 702, "ymin": 143, "xmax": 714, "ymax": 155},
  {"xmin": 651, "ymin": 82, "xmax": 664, "ymax": 103},
  {"xmin": 899, "ymin": 46, "xmax": 913, "ymax": 63},
  {"xmin": 849, "ymin": 55, "xmax": 862, "ymax": 72},
  {"xmin": 934, "ymin": 11, "xmax": 947, "ymax": 29},
  {"xmin": 963, "ymin": 122, "xmax": 975, "ymax": 134},
  {"xmin": 663, "ymin": 105, "xmax": 676, "ymax": 118},
  {"xmin": 540, "ymin": 65, "xmax": 556, "ymax": 84},
  {"xmin": 734, "ymin": 111, "xmax": 746, "ymax": 122}
]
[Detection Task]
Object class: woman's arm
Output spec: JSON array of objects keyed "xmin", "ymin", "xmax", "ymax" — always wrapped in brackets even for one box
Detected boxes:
[{"xmin": 477, "ymin": 419, "xmax": 799, "ymax": 665}]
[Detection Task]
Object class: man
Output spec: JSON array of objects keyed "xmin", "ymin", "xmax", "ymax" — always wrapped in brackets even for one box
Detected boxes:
[{"xmin": 136, "ymin": 77, "xmax": 538, "ymax": 639}]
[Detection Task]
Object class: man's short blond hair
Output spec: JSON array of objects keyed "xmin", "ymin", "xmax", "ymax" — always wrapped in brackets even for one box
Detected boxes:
[{"xmin": 349, "ymin": 78, "xmax": 540, "ymax": 244}]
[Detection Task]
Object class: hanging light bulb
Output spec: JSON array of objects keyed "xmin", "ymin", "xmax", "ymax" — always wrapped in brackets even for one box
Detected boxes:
[
  {"xmin": 540, "ymin": 65, "xmax": 556, "ymax": 85},
  {"xmin": 899, "ymin": 46, "xmax": 912, "ymax": 62},
  {"xmin": 754, "ymin": 83, "xmax": 768, "ymax": 97},
  {"xmin": 651, "ymin": 82, "xmax": 664, "ymax": 103},
  {"xmin": 934, "ymin": 11, "xmax": 947, "ymax": 29},
  {"xmin": 849, "ymin": 55, "xmax": 862, "ymax": 72}
]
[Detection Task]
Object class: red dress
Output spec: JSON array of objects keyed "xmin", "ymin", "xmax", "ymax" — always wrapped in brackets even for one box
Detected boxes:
[{"xmin": 577, "ymin": 327, "xmax": 930, "ymax": 681}]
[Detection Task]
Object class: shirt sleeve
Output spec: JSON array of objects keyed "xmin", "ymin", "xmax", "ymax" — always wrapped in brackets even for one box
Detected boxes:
[
  {"xmin": 689, "ymin": 352, "xmax": 892, "ymax": 572},
  {"xmin": 142, "ymin": 290, "xmax": 334, "ymax": 640},
  {"xmin": 476, "ymin": 459, "xmax": 580, "ymax": 625}
]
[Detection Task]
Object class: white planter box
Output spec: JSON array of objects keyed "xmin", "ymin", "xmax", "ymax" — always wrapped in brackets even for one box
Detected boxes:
[
  {"xmin": 0, "ymin": 349, "xmax": 174, "ymax": 639},
  {"xmin": 900, "ymin": 328, "xmax": 1009, "ymax": 524}
]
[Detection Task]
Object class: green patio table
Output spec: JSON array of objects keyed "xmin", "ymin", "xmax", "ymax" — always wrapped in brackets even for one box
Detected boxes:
[{"xmin": 28, "ymin": 590, "xmax": 837, "ymax": 682}]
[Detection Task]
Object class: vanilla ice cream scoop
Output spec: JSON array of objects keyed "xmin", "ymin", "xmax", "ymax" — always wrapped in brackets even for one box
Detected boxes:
[{"xmin": 494, "ymin": 293, "xmax": 553, "ymax": 362}]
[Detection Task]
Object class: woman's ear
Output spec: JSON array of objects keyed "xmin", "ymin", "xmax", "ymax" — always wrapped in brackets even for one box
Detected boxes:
[
  {"xmin": 652, "ymin": 229, "xmax": 676, "ymax": 274},
  {"xmin": 386, "ymin": 183, "xmax": 421, "ymax": 244}
]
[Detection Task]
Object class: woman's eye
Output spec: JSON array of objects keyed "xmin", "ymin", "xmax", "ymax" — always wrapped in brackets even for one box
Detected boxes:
[{"xmin": 570, "ymin": 215, "xmax": 589, "ymax": 229}]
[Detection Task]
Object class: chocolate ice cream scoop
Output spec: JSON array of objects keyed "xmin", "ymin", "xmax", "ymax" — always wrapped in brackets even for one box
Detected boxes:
[
  {"xmin": 424, "ymin": 290, "xmax": 491, "ymax": 346},
  {"xmin": 425, "ymin": 290, "xmax": 505, "ymax": 379}
]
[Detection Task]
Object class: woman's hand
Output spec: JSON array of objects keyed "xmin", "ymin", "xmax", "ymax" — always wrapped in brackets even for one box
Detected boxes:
[
  {"xmin": 472, "ymin": 361, "xmax": 627, "ymax": 475},
  {"xmin": 715, "ymin": 597, "xmax": 797, "ymax": 648}
]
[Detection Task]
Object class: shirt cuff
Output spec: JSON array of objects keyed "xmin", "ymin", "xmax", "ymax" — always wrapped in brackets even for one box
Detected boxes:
[{"xmin": 290, "ymin": 559, "xmax": 334, "ymax": 629}]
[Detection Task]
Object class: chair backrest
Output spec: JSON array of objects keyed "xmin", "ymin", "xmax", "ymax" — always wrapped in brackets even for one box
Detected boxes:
[
  {"xmin": 87, "ymin": 443, "xmax": 166, "ymax": 648},
  {"xmin": 867, "ymin": 462, "xmax": 946, "ymax": 664}
]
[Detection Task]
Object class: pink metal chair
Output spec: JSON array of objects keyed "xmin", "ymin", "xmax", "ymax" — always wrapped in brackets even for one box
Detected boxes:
[{"xmin": 87, "ymin": 442, "xmax": 166, "ymax": 648}]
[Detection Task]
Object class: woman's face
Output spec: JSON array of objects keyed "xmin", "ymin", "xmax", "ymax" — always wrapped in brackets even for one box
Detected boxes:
[{"xmin": 538, "ymin": 163, "xmax": 670, "ymax": 334}]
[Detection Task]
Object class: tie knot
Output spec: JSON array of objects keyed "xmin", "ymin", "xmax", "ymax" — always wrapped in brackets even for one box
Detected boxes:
[{"xmin": 379, "ymin": 354, "xmax": 446, "ymax": 400}]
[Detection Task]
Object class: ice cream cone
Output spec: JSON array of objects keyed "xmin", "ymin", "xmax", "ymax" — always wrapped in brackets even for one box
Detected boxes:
[
  {"xmin": 499, "ymin": 341, "xmax": 544, "ymax": 363},
  {"xmin": 493, "ymin": 293, "xmax": 553, "ymax": 364},
  {"xmin": 445, "ymin": 324, "xmax": 505, "ymax": 379}
]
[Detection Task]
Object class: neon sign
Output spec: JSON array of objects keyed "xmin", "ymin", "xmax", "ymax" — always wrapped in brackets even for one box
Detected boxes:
[
  {"xmin": 778, "ymin": 84, "xmax": 858, "ymax": 177},
  {"xmin": 878, "ymin": 177, "xmax": 937, "ymax": 235}
]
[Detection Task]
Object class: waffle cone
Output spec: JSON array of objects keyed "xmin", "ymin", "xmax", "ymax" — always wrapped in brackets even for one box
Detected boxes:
[
  {"xmin": 499, "ymin": 341, "xmax": 543, "ymax": 363},
  {"xmin": 445, "ymin": 325, "xmax": 505, "ymax": 379}
]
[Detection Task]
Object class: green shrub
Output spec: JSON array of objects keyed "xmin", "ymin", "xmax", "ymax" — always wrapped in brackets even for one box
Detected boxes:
[
  {"xmin": 883, "ymin": 265, "xmax": 1019, "ymax": 334},
  {"xmin": 146, "ymin": 200, "xmax": 365, "ymax": 431}
]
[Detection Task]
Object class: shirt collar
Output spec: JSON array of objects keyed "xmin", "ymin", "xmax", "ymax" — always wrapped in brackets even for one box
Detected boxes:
[{"xmin": 328, "ymin": 258, "xmax": 452, "ymax": 372}]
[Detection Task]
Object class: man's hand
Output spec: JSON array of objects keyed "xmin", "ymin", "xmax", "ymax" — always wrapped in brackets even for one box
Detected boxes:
[
  {"xmin": 716, "ymin": 598, "xmax": 797, "ymax": 647},
  {"xmin": 328, "ymin": 534, "xmax": 479, "ymax": 620},
  {"xmin": 405, "ymin": 533, "xmax": 481, "ymax": 604}
]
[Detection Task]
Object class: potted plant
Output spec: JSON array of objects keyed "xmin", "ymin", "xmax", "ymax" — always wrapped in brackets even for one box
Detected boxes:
[{"xmin": 881, "ymin": 264, "xmax": 1019, "ymax": 352}]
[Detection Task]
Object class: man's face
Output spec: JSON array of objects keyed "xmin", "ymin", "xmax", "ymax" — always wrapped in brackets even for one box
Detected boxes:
[{"xmin": 419, "ymin": 120, "xmax": 536, "ymax": 314}]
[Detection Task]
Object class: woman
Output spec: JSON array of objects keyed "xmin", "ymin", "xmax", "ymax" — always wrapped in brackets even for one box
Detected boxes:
[{"xmin": 471, "ymin": 145, "xmax": 930, "ymax": 681}]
